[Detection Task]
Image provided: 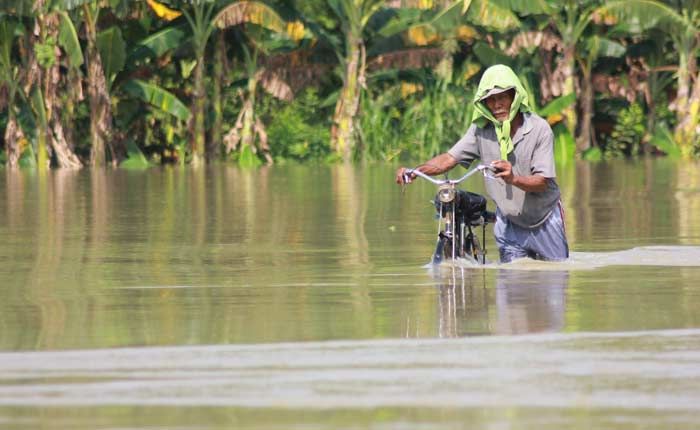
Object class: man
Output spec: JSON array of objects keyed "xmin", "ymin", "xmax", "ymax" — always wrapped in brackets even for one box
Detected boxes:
[{"xmin": 396, "ymin": 64, "xmax": 568, "ymax": 263}]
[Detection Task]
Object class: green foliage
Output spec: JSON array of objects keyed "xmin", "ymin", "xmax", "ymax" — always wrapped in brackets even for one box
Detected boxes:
[
  {"xmin": 266, "ymin": 89, "xmax": 331, "ymax": 162},
  {"xmin": 97, "ymin": 26, "xmax": 126, "ymax": 89},
  {"xmin": 120, "ymin": 139, "xmax": 152, "ymax": 169},
  {"xmin": 122, "ymin": 79, "xmax": 190, "ymax": 122},
  {"xmin": 18, "ymin": 141, "xmax": 37, "ymax": 168},
  {"xmin": 539, "ymin": 93, "xmax": 576, "ymax": 117},
  {"xmin": 58, "ymin": 11, "xmax": 83, "ymax": 68},
  {"xmin": 603, "ymin": 102, "xmax": 646, "ymax": 158},
  {"xmin": 358, "ymin": 80, "xmax": 474, "ymax": 162},
  {"xmin": 650, "ymin": 125, "xmax": 680, "ymax": 158},
  {"xmin": 582, "ymin": 146, "xmax": 602, "ymax": 162},
  {"xmin": 238, "ymin": 144, "xmax": 263, "ymax": 167},
  {"xmin": 553, "ymin": 123, "xmax": 575, "ymax": 165},
  {"xmin": 34, "ymin": 37, "xmax": 57, "ymax": 69},
  {"xmin": 127, "ymin": 24, "xmax": 188, "ymax": 64}
]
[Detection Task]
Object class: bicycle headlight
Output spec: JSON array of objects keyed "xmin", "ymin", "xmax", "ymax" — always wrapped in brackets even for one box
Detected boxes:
[{"xmin": 437, "ymin": 185, "xmax": 455, "ymax": 203}]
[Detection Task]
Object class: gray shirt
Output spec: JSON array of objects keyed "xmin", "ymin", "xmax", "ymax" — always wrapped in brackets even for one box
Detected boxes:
[{"xmin": 448, "ymin": 112, "xmax": 560, "ymax": 228}]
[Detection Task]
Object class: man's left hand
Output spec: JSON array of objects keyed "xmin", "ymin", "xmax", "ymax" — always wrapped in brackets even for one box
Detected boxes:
[{"xmin": 491, "ymin": 160, "xmax": 514, "ymax": 184}]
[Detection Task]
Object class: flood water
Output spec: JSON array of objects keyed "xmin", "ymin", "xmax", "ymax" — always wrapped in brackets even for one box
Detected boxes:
[{"xmin": 1, "ymin": 159, "xmax": 700, "ymax": 429}]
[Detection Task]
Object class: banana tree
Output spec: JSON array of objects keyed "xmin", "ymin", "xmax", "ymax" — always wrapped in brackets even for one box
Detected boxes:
[
  {"xmin": 577, "ymin": 35, "xmax": 626, "ymax": 152},
  {"xmin": 29, "ymin": 0, "xmax": 83, "ymax": 168},
  {"xmin": 503, "ymin": 0, "xmax": 604, "ymax": 152},
  {"xmin": 309, "ymin": 0, "xmax": 520, "ymax": 161},
  {"xmin": 147, "ymin": 0, "xmax": 294, "ymax": 164},
  {"xmin": 599, "ymin": 0, "xmax": 700, "ymax": 157},
  {"xmin": 325, "ymin": 0, "xmax": 386, "ymax": 161},
  {"xmin": 0, "ymin": 17, "xmax": 25, "ymax": 167},
  {"xmin": 80, "ymin": 1, "xmax": 122, "ymax": 166}
]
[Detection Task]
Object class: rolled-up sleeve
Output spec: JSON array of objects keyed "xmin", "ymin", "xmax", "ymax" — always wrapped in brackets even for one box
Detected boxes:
[{"xmin": 448, "ymin": 124, "xmax": 479, "ymax": 166}]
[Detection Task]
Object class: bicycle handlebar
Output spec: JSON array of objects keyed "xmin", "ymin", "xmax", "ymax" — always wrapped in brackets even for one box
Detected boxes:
[{"xmin": 404, "ymin": 164, "xmax": 495, "ymax": 185}]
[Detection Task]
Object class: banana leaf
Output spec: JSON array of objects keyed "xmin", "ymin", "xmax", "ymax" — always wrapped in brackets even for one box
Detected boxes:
[
  {"xmin": 127, "ymin": 24, "xmax": 188, "ymax": 64},
  {"xmin": 58, "ymin": 11, "xmax": 83, "ymax": 68},
  {"xmin": 122, "ymin": 79, "xmax": 190, "ymax": 122},
  {"xmin": 214, "ymin": 1, "xmax": 286, "ymax": 33},
  {"xmin": 539, "ymin": 93, "xmax": 576, "ymax": 117},
  {"xmin": 97, "ymin": 26, "xmax": 126, "ymax": 89}
]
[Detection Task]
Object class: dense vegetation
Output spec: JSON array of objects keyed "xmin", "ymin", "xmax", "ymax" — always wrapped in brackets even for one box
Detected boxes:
[{"xmin": 1, "ymin": 0, "xmax": 699, "ymax": 168}]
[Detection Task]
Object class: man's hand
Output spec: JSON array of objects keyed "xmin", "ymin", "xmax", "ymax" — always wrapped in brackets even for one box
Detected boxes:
[
  {"xmin": 490, "ymin": 160, "xmax": 514, "ymax": 184},
  {"xmin": 490, "ymin": 159, "xmax": 548, "ymax": 192},
  {"xmin": 396, "ymin": 167, "xmax": 415, "ymax": 184}
]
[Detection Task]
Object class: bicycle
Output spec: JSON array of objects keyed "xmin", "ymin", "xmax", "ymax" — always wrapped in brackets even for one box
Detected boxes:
[{"xmin": 403, "ymin": 165, "xmax": 497, "ymax": 265}]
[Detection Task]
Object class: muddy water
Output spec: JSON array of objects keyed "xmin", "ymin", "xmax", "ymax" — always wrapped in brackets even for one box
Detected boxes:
[{"xmin": 1, "ymin": 159, "xmax": 699, "ymax": 429}]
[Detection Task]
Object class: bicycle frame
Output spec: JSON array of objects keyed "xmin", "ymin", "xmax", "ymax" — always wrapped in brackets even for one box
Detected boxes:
[{"xmin": 404, "ymin": 165, "xmax": 496, "ymax": 265}]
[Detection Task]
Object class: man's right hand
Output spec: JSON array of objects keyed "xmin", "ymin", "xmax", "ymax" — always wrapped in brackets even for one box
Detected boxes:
[{"xmin": 395, "ymin": 167, "xmax": 415, "ymax": 184}]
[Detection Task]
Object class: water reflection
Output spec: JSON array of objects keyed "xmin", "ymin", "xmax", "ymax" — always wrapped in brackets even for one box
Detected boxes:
[
  {"xmin": 433, "ymin": 268, "xmax": 568, "ymax": 337},
  {"xmin": 493, "ymin": 270, "xmax": 568, "ymax": 334}
]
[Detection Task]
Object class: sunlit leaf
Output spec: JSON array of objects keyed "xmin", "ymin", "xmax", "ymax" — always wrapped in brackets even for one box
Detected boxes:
[
  {"xmin": 455, "ymin": 25, "xmax": 477, "ymax": 42},
  {"xmin": 146, "ymin": 0, "xmax": 182, "ymax": 21},
  {"xmin": 122, "ymin": 79, "xmax": 190, "ymax": 121},
  {"xmin": 466, "ymin": 0, "xmax": 520, "ymax": 31},
  {"xmin": 400, "ymin": 82, "xmax": 423, "ymax": 98},
  {"xmin": 286, "ymin": 21, "xmax": 306, "ymax": 41},
  {"xmin": 460, "ymin": 61, "xmax": 481, "ymax": 83},
  {"xmin": 406, "ymin": 25, "xmax": 440, "ymax": 46},
  {"xmin": 213, "ymin": 1, "xmax": 285, "ymax": 33}
]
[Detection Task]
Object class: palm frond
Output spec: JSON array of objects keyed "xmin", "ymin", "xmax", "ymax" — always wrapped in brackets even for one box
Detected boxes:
[
  {"xmin": 597, "ymin": 0, "xmax": 688, "ymax": 35},
  {"xmin": 214, "ymin": 1, "xmax": 286, "ymax": 33},
  {"xmin": 506, "ymin": 31, "xmax": 563, "ymax": 55}
]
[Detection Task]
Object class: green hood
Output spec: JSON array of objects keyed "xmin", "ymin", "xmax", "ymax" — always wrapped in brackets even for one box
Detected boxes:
[{"xmin": 472, "ymin": 64, "xmax": 531, "ymax": 160}]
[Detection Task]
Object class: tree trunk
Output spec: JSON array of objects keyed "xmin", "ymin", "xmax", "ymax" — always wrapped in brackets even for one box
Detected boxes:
[
  {"xmin": 4, "ymin": 112, "xmax": 24, "ymax": 168},
  {"xmin": 209, "ymin": 32, "xmax": 225, "ymax": 160},
  {"xmin": 576, "ymin": 67, "xmax": 595, "ymax": 152},
  {"xmin": 38, "ymin": 13, "xmax": 82, "ymax": 169},
  {"xmin": 190, "ymin": 53, "xmax": 206, "ymax": 166},
  {"xmin": 331, "ymin": 35, "xmax": 365, "ymax": 162},
  {"xmin": 84, "ymin": 6, "xmax": 120, "ymax": 167},
  {"xmin": 240, "ymin": 76, "xmax": 257, "ymax": 152},
  {"xmin": 674, "ymin": 49, "xmax": 699, "ymax": 156}
]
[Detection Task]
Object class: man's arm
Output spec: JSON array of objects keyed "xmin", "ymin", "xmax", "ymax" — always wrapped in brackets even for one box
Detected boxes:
[
  {"xmin": 490, "ymin": 159, "xmax": 548, "ymax": 193},
  {"xmin": 395, "ymin": 153, "xmax": 459, "ymax": 184}
]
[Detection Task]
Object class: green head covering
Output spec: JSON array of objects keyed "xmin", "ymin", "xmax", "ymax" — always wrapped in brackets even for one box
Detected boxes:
[{"xmin": 472, "ymin": 65, "xmax": 531, "ymax": 160}]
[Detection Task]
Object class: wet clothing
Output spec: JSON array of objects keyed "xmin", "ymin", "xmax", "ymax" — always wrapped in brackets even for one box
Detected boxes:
[
  {"xmin": 448, "ymin": 112, "xmax": 560, "ymax": 228},
  {"xmin": 494, "ymin": 202, "xmax": 569, "ymax": 263},
  {"xmin": 447, "ymin": 64, "xmax": 568, "ymax": 262}
]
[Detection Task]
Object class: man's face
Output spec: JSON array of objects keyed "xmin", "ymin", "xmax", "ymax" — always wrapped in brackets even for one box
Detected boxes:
[{"xmin": 483, "ymin": 89, "xmax": 515, "ymax": 122}]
